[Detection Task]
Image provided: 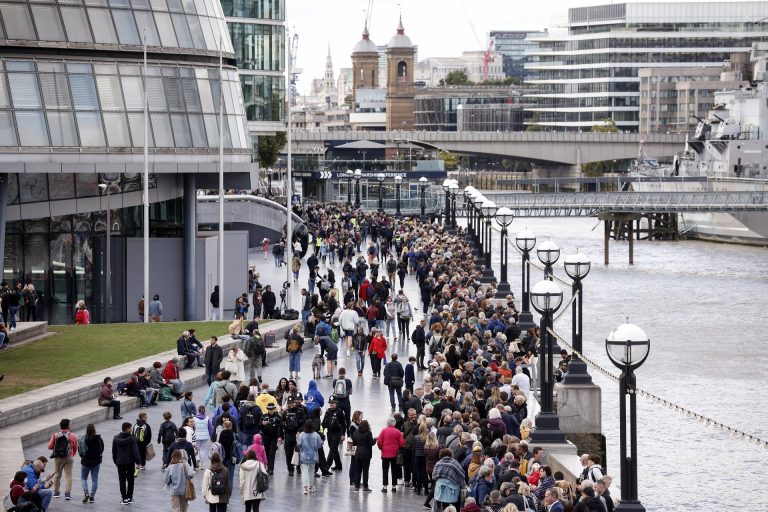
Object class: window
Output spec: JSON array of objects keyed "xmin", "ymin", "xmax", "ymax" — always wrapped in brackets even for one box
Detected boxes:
[
  {"xmin": 31, "ymin": 5, "xmax": 65, "ymax": 41},
  {"xmin": 170, "ymin": 114, "xmax": 190, "ymax": 146},
  {"xmin": 96, "ymin": 75, "xmax": 124, "ymax": 110},
  {"xmin": 121, "ymin": 76, "xmax": 144, "ymax": 110},
  {"xmin": 39, "ymin": 73, "xmax": 72, "ymax": 109},
  {"xmin": 69, "ymin": 73, "xmax": 100, "ymax": 110},
  {"xmin": 0, "ymin": 4, "xmax": 36, "ymax": 40},
  {"xmin": 150, "ymin": 113, "xmax": 173, "ymax": 146},
  {"xmin": 128, "ymin": 112, "xmax": 152, "ymax": 147},
  {"xmin": 9, "ymin": 73, "xmax": 42, "ymax": 108},
  {"xmin": 112, "ymin": 9, "xmax": 141, "ymax": 45},
  {"xmin": 15, "ymin": 111, "xmax": 49, "ymax": 146},
  {"xmin": 134, "ymin": 11, "xmax": 160, "ymax": 46},
  {"xmin": 171, "ymin": 13, "xmax": 192, "ymax": 47},
  {"xmin": 88, "ymin": 8, "xmax": 118, "ymax": 44},
  {"xmin": 103, "ymin": 112, "xmax": 131, "ymax": 146},
  {"xmin": 76, "ymin": 112, "xmax": 106, "ymax": 146},
  {"xmin": 154, "ymin": 11, "xmax": 178, "ymax": 47},
  {"xmin": 60, "ymin": 7, "xmax": 93, "ymax": 43},
  {"xmin": 0, "ymin": 112, "xmax": 16, "ymax": 145},
  {"xmin": 47, "ymin": 112, "xmax": 78, "ymax": 146}
]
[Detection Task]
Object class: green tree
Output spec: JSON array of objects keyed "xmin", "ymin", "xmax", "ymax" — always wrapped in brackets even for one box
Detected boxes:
[
  {"xmin": 583, "ymin": 117, "xmax": 619, "ymax": 176},
  {"xmin": 444, "ymin": 70, "xmax": 473, "ymax": 86},
  {"xmin": 257, "ymin": 132, "xmax": 287, "ymax": 169}
]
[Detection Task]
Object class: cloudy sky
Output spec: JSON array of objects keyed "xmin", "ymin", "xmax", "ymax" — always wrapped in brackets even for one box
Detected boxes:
[{"xmin": 285, "ymin": 0, "xmax": 722, "ymax": 94}]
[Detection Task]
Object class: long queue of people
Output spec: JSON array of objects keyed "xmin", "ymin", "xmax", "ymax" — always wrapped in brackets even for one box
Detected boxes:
[{"xmin": 6, "ymin": 202, "xmax": 615, "ymax": 512}]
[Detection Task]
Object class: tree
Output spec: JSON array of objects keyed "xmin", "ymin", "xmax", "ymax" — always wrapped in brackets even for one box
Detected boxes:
[
  {"xmin": 444, "ymin": 70, "xmax": 473, "ymax": 86},
  {"xmin": 438, "ymin": 150, "xmax": 459, "ymax": 170},
  {"xmin": 257, "ymin": 132, "xmax": 287, "ymax": 169},
  {"xmin": 583, "ymin": 118, "xmax": 619, "ymax": 176}
]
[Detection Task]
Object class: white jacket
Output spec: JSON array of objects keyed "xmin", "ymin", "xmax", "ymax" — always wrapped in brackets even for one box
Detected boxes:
[
  {"xmin": 239, "ymin": 459, "xmax": 267, "ymax": 502},
  {"xmin": 224, "ymin": 348, "xmax": 247, "ymax": 383},
  {"xmin": 339, "ymin": 309, "xmax": 359, "ymax": 331}
]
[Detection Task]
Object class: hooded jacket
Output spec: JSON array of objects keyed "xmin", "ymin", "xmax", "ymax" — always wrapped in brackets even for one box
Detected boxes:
[
  {"xmin": 111, "ymin": 431, "xmax": 140, "ymax": 465},
  {"xmin": 244, "ymin": 433, "xmax": 268, "ymax": 465},
  {"xmin": 304, "ymin": 380, "xmax": 325, "ymax": 413},
  {"xmin": 238, "ymin": 458, "xmax": 267, "ymax": 502}
]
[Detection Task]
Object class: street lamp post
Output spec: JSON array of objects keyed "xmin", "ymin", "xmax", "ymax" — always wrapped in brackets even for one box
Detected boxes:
[
  {"xmin": 515, "ymin": 230, "xmax": 536, "ymax": 332},
  {"xmin": 471, "ymin": 192, "xmax": 485, "ymax": 252},
  {"xmin": 449, "ymin": 181, "xmax": 459, "ymax": 229},
  {"xmin": 97, "ymin": 182, "xmax": 111, "ymax": 324},
  {"xmin": 563, "ymin": 252, "xmax": 593, "ymax": 384},
  {"xmin": 354, "ymin": 168, "xmax": 362, "ymax": 208},
  {"xmin": 537, "ymin": 239, "xmax": 560, "ymax": 281},
  {"xmin": 481, "ymin": 199, "xmax": 497, "ymax": 269},
  {"xmin": 529, "ymin": 279, "xmax": 566, "ymax": 443},
  {"xmin": 606, "ymin": 322, "xmax": 651, "ymax": 512},
  {"xmin": 463, "ymin": 186, "xmax": 475, "ymax": 242},
  {"xmin": 345, "ymin": 169, "xmax": 353, "ymax": 205},
  {"xmin": 495, "ymin": 207, "xmax": 514, "ymax": 298},
  {"xmin": 376, "ymin": 172, "xmax": 385, "ymax": 211},
  {"xmin": 394, "ymin": 175, "xmax": 402, "ymax": 216},
  {"xmin": 419, "ymin": 176, "xmax": 428, "ymax": 219}
]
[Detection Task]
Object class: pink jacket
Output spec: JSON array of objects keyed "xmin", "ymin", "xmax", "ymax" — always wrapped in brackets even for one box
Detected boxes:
[
  {"xmin": 376, "ymin": 426, "xmax": 404, "ymax": 459},
  {"xmin": 244, "ymin": 433, "xmax": 268, "ymax": 465}
]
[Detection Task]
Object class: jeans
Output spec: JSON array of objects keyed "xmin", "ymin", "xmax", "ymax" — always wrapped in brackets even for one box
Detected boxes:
[
  {"xmin": 308, "ymin": 280, "xmax": 315, "ymax": 295},
  {"xmin": 116, "ymin": 463, "xmax": 135, "ymax": 500},
  {"xmin": 354, "ymin": 351, "xmax": 365, "ymax": 372},
  {"xmin": 274, "ymin": 255, "xmax": 281, "ymax": 267},
  {"xmin": 168, "ymin": 379, "xmax": 184, "ymax": 395},
  {"xmin": 53, "ymin": 456, "xmax": 73, "ymax": 493},
  {"xmin": 288, "ymin": 352, "xmax": 301, "ymax": 373},
  {"xmin": 9, "ymin": 306, "xmax": 18, "ymax": 328},
  {"xmin": 301, "ymin": 310, "xmax": 311, "ymax": 332},
  {"xmin": 81, "ymin": 464, "xmax": 100, "ymax": 497},
  {"xmin": 398, "ymin": 317, "xmax": 410, "ymax": 339},
  {"xmin": 385, "ymin": 318, "xmax": 397, "ymax": 339},
  {"xmin": 388, "ymin": 386, "xmax": 403, "ymax": 411},
  {"xmin": 300, "ymin": 463, "xmax": 315, "ymax": 488},
  {"xmin": 245, "ymin": 499, "xmax": 262, "ymax": 512},
  {"xmin": 210, "ymin": 307, "xmax": 219, "ymax": 321},
  {"xmin": 249, "ymin": 357, "xmax": 263, "ymax": 380},
  {"xmin": 381, "ymin": 457, "xmax": 398, "ymax": 486},
  {"xmin": 223, "ymin": 459, "xmax": 236, "ymax": 491},
  {"xmin": 355, "ymin": 457, "xmax": 371, "ymax": 488},
  {"xmin": 195, "ymin": 440, "xmax": 210, "ymax": 466},
  {"xmin": 37, "ymin": 489, "xmax": 53, "ymax": 511},
  {"xmin": 348, "ymin": 456, "xmax": 357, "ymax": 485}
]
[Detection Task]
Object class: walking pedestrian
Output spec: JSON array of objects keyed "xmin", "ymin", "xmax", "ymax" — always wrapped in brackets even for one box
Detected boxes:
[
  {"xmin": 78, "ymin": 423, "xmax": 104, "ymax": 504},
  {"xmin": 383, "ymin": 353, "xmax": 405, "ymax": 412},
  {"xmin": 368, "ymin": 328, "xmax": 387, "ymax": 378},
  {"xmin": 202, "ymin": 452, "xmax": 230, "ymax": 512},
  {"xmin": 112, "ymin": 421, "xmax": 140, "ymax": 504},
  {"xmin": 46, "ymin": 418, "xmax": 78, "ymax": 500},
  {"xmin": 351, "ymin": 419, "xmax": 376, "ymax": 492},
  {"xmin": 296, "ymin": 420, "xmax": 323, "ymax": 495},
  {"xmin": 132, "ymin": 411, "xmax": 152, "ymax": 471},
  {"xmin": 164, "ymin": 449, "xmax": 195, "ymax": 512},
  {"xmin": 376, "ymin": 417, "xmax": 404, "ymax": 493},
  {"xmin": 239, "ymin": 450, "xmax": 267, "ymax": 511}
]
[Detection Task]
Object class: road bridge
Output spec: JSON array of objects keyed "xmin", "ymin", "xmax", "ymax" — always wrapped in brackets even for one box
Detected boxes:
[{"xmin": 292, "ymin": 130, "xmax": 683, "ymax": 165}]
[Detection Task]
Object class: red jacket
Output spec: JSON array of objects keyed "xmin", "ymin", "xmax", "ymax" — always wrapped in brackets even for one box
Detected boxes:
[
  {"xmin": 162, "ymin": 361, "xmax": 180, "ymax": 383},
  {"xmin": 376, "ymin": 426, "xmax": 404, "ymax": 458},
  {"xmin": 368, "ymin": 334, "xmax": 387, "ymax": 359},
  {"xmin": 359, "ymin": 281, "xmax": 370, "ymax": 301}
]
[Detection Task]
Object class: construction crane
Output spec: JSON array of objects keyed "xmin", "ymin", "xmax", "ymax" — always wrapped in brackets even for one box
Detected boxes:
[
  {"xmin": 289, "ymin": 31, "xmax": 301, "ymax": 107},
  {"xmin": 365, "ymin": 0, "xmax": 375, "ymax": 28},
  {"xmin": 458, "ymin": 0, "xmax": 494, "ymax": 81}
]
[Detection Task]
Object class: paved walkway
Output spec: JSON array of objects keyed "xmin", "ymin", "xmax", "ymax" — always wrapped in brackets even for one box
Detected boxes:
[{"xmin": 23, "ymin": 241, "xmax": 433, "ymax": 511}]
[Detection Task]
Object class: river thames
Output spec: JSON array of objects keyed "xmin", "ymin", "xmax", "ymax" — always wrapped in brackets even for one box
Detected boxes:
[{"xmin": 485, "ymin": 216, "xmax": 768, "ymax": 510}]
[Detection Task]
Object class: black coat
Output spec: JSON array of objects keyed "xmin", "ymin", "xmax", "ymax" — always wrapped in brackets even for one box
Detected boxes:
[
  {"xmin": 80, "ymin": 434, "xmax": 104, "ymax": 467},
  {"xmin": 411, "ymin": 325, "xmax": 426, "ymax": 347},
  {"xmin": 351, "ymin": 426, "xmax": 376, "ymax": 460},
  {"xmin": 111, "ymin": 432, "xmax": 140, "ymax": 466},
  {"xmin": 204, "ymin": 345, "xmax": 224, "ymax": 374},
  {"xmin": 262, "ymin": 291, "xmax": 277, "ymax": 311},
  {"xmin": 383, "ymin": 360, "xmax": 404, "ymax": 387}
]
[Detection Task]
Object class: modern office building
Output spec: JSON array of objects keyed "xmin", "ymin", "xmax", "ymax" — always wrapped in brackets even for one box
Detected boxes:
[
  {"xmin": 525, "ymin": 2, "xmax": 768, "ymax": 131},
  {"xmin": 221, "ymin": 0, "xmax": 285, "ymax": 133},
  {"xmin": 489, "ymin": 29, "xmax": 548, "ymax": 81},
  {"xmin": 0, "ymin": 0, "xmax": 252, "ymax": 323}
]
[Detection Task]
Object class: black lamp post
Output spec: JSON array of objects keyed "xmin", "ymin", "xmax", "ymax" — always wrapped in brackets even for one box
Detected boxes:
[
  {"xmin": 463, "ymin": 186, "xmax": 475, "ymax": 241},
  {"xmin": 354, "ymin": 168, "xmax": 362, "ymax": 208},
  {"xmin": 494, "ymin": 207, "xmax": 514, "ymax": 298},
  {"xmin": 376, "ymin": 172, "xmax": 385, "ymax": 211},
  {"xmin": 419, "ymin": 176, "xmax": 428, "ymax": 219},
  {"xmin": 537, "ymin": 239, "xmax": 560, "ymax": 281},
  {"xmin": 606, "ymin": 322, "xmax": 651, "ymax": 512},
  {"xmin": 515, "ymin": 230, "xmax": 536, "ymax": 333},
  {"xmin": 481, "ymin": 199, "xmax": 497, "ymax": 269},
  {"xmin": 471, "ymin": 193, "xmax": 485, "ymax": 252},
  {"xmin": 563, "ymin": 252, "xmax": 592, "ymax": 384},
  {"xmin": 394, "ymin": 175, "xmax": 402, "ymax": 217},
  {"xmin": 449, "ymin": 181, "xmax": 459, "ymax": 229},
  {"xmin": 530, "ymin": 279, "xmax": 567, "ymax": 443},
  {"xmin": 345, "ymin": 169, "xmax": 353, "ymax": 205},
  {"xmin": 442, "ymin": 179, "xmax": 451, "ymax": 226}
]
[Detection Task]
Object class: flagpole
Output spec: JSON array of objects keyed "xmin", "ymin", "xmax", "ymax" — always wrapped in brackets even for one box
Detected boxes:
[
  {"xmin": 143, "ymin": 27, "xmax": 149, "ymax": 323},
  {"xmin": 285, "ymin": 26, "xmax": 293, "ymax": 310},
  {"xmin": 218, "ymin": 34, "xmax": 225, "ymax": 322}
]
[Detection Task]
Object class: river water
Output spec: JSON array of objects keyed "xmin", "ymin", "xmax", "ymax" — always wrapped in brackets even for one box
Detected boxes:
[{"xmin": 482, "ymin": 216, "xmax": 768, "ymax": 510}]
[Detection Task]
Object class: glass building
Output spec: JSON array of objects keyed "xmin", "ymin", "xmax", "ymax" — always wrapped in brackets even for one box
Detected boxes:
[
  {"xmin": 489, "ymin": 30, "xmax": 548, "ymax": 81},
  {"xmin": 524, "ymin": 1, "xmax": 768, "ymax": 131},
  {"xmin": 221, "ymin": 0, "xmax": 285, "ymax": 128},
  {"xmin": 0, "ymin": 0, "xmax": 252, "ymax": 324}
]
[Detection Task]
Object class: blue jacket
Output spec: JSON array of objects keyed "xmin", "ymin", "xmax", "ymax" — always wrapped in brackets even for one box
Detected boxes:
[
  {"xmin": 296, "ymin": 431, "xmax": 323, "ymax": 464},
  {"xmin": 471, "ymin": 477, "xmax": 494, "ymax": 507},
  {"xmin": 305, "ymin": 380, "xmax": 324, "ymax": 414},
  {"xmin": 21, "ymin": 464, "xmax": 42, "ymax": 489}
]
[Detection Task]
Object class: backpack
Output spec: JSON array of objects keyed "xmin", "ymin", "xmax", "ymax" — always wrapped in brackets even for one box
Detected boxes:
[
  {"xmin": 51, "ymin": 431, "xmax": 70, "ymax": 458},
  {"xmin": 209, "ymin": 441, "xmax": 224, "ymax": 460},
  {"xmin": 242, "ymin": 405, "xmax": 260, "ymax": 430},
  {"xmin": 287, "ymin": 337, "xmax": 301, "ymax": 353},
  {"xmin": 159, "ymin": 386, "xmax": 174, "ymax": 401},
  {"xmin": 243, "ymin": 337, "xmax": 256, "ymax": 358},
  {"xmin": 255, "ymin": 464, "xmax": 269, "ymax": 494},
  {"xmin": 209, "ymin": 469, "xmax": 227, "ymax": 496},
  {"xmin": 133, "ymin": 424, "xmax": 146, "ymax": 444},
  {"xmin": 519, "ymin": 457, "xmax": 529, "ymax": 476},
  {"xmin": 387, "ymin": 260, "xmax": 397, "ymax": 273},
  {"xmin": 231, "ymin": 439, "xmax": 244, "ymax": 464},
  {"xmin": 77, "ymin": 435, "xmax": 88, "ymax": 457},
  {"xmin": 333, "ymin": 379, "xmax": 348, "ymax": 399},
  {"xmin": 253, "ymin": 337, "xmax": 266, "ymax": 356},
  {"xmin": 469, "ymin": 476, "xmax": 482, "ymax": 503},
  {"xmin": 162, "ymin": 424, "xmax": 178, "ymax": 446}
]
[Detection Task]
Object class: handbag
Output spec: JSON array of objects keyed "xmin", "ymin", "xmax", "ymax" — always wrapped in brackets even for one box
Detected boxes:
[
  {"xmin": 291, "ymin": 449, "xmax": 299, "ymax": 466},
  {"xmin": 184, "ymin": 477, "xmax": 196, "ymax": 501},
  {"xmin": 145, "ymin": 443, "xmax": 156, "ymax": 461},
  {"xmin": 344, "ymin": 441, "xmax": 356, "ymax": 457},
  {"xmin": 396, "ymin": 449, "xmax": 404, "ymax": 466},
  {"xmin": 3, "ymin": 490, "xmax": 15, "ymax": 511}
]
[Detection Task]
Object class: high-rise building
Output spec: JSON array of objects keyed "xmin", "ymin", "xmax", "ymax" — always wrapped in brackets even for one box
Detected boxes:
[
  {"xmin": 489, "ymin": 30, "xmax": 548, "ymax": 81},
  {"xmin": 221, "ymin": 0, "xmax": 286, "ymax": 132},
  {"xmin": 524, "ymin": 2, "xmax": 768, "ymax": 132}
]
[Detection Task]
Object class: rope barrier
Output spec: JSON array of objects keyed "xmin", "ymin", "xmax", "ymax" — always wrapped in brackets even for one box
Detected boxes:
[{"xmin": 546, "ymin": 326, "xmax": 768, "ymax": 450}]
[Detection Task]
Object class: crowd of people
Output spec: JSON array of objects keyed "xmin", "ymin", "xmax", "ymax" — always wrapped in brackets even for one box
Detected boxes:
[{"xmin": 6, "ymin": 202, "xmax": 615, "ymax": 512}]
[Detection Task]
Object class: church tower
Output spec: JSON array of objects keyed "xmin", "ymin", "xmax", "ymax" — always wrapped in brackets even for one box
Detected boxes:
[
  {"xmin": 323, "ymin": 43, "xmax": 337, "ymax": 106},
  {"xmin": 386, "ymin": 17, "xmax": 415, "ymax": 130},
  {"xmin": 351, "ymin": 24, "xmax": 379, "ymax": 92}
]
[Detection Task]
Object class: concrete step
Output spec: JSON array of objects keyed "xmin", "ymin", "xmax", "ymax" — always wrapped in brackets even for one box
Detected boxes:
[{"xmin": 5, "ymin": 321, "xmax": 48, "ymax": 347}]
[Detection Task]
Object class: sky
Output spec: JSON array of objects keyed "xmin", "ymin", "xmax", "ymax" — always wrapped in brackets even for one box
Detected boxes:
[{"xmin": 285, "ymin": 0, "xmax": 721, "ymax": 95}]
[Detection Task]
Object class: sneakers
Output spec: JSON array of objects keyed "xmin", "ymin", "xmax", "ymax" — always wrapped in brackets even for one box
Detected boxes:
[
  {"xmin": 308, "ymin": 486, "xmax": 316, "ymax": 493},
  {"xmin": 89, "ymin": 496, "xmax": 95, "ymax": 503},
  {"xmin": 53, "ymin": 492, "xmax": 60, "ymax": 499},
  {"xmin": 381, "ymin": 487, "xmax": 387, "ymax": 493},
  {"xmin": 113, "ymin": 415, "xmax": 124, "ymax": 420},
  {"xmin": 363, "ymin": 487, "xmax": 372, "ymax": 492},
  {"xmin": 121, "ymin": 499, "xmax": 130, "ymax": 505},
  {"xmin": 391, "ymin": 486, "xmax": 397, "ymax": 493},
  {"xmin": 134, "ymin": 468, "xmax": 141, "ymax": 477},
  {"xmin": 82, "ymin": 494, "xmax": 90, "ymax": 504},
  {"xmin": 65, "ymin": 492, "xmax": 71, "ymax": 500},
  {"xmin": 303, "ymin": 487, "xmax": 308, "ymax": 495}
]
